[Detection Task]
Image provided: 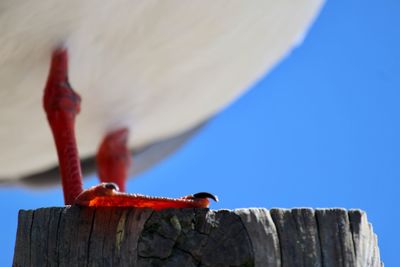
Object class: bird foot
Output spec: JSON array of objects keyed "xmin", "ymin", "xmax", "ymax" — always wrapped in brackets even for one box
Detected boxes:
[{"xmin": 74, "ymin": 183, "xmax": 218, "ymax": 210}]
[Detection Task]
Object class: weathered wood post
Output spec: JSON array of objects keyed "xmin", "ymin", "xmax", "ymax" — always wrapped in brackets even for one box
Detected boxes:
[{"xmin": 13, "ymin": 207, "xmax": 382, "ymax": 266}]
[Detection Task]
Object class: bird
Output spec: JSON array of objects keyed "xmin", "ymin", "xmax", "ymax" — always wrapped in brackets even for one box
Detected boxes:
[{"xmin": 0, "ymin": 1, "xmax": 324, "ymax": 193}]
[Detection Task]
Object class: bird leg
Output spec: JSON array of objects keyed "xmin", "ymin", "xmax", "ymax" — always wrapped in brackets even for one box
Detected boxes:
[
  {"xmin": 43, "ymin": 48, "xmax": 83, "ymax": 205},
  {"xmin": 96, "ymin": 128, "xmax": 131, "ymax": 192},
  {"xmin": 43, "ymin": 48, "xmax": 217, "ymax": 209}
]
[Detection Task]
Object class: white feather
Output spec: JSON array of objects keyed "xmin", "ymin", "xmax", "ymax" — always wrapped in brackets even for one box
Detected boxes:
[{"xmin": 0, "ymin": 0, "xmax": 324, "ymax": 180}]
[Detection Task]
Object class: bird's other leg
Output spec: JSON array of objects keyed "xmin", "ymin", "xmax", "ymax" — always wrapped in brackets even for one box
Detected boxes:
[
  {"xmin": 96, "ymin": 128, "xmax": 131, "ymax": 192},
  {"xmin": 43, "ymin": 48, "xmax": 83, "ymax": 205}
]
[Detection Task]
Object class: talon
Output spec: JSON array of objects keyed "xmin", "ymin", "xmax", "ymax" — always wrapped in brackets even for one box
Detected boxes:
[
  {"xmin": 193, "ymin": 192, "xmax": 219, "ymax": 202},
  {"xmin": 103, "ymin": 182, "xmax": 120, "ymax": 191}
]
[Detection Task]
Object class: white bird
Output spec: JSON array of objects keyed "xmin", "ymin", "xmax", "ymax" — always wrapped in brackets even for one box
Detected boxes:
[{"xmin": 0, "ymin": 0, "xmax": 324, "ymax": 187}]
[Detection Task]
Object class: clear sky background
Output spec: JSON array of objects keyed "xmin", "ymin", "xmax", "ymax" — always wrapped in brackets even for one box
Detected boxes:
[{"xmin": 1, "ymin": 1, "xmax": 399, "ymax": 265}]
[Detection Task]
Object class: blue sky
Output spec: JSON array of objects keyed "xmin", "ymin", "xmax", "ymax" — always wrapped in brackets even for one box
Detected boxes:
[{"xmin": 1, "ymin": 1, "xmax": 399, "ymax": 265}]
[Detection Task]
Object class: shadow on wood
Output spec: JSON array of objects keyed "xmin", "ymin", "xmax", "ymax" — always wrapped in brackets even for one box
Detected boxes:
[{"xmin": 13, "ymin": 207, "xmax": 382, "ymax": 267}]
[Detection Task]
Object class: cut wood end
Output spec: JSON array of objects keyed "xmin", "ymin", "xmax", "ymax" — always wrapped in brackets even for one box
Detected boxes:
[{"xmin": 13, "ymin": 207, "xmax": 382, "ymax": 267}]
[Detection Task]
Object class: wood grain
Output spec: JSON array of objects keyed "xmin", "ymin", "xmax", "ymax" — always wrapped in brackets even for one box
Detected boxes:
[{"xmin": 13, "ymin": 207, "xmax": 382, "ymax": 267}]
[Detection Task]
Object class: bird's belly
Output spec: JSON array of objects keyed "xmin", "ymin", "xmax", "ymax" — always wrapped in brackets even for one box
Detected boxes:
[{"xmin": 0, "ymin": 0, "xmax": 324, "ymax": 179}]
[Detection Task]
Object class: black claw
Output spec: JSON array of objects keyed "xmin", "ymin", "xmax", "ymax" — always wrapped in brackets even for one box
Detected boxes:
[
  {"xmin": 103, "ymin": 182, "xmax": 119, "ymax": 191},
  {"xmin": 193, "ymin": 192, "xmax": 219, "ymax": 202}
]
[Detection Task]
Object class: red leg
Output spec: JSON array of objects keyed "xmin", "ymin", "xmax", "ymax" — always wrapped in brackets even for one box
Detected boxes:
[
  {"xmin": 43, "ymin": 48, "xmax": 217, "ymax": 209},
  {"xmin": 43, "ymin": 48, "xmax": 83, "ymax": 205},
  {"xmin": 96, "ymin": 128, "xmax": 131, "ymax": 192}
]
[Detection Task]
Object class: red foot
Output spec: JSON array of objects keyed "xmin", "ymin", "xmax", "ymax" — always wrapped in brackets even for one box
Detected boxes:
[
  {"xmin": 74, "ymin": 183, "xmax": 218, "ymax": 210},
  {"xmin": 43, "ymin": 48, "xmax": 83, "ymax": 205},
  {"xmin": 96, "ymin": 128, "xmax": 131, "ymax": 192}
]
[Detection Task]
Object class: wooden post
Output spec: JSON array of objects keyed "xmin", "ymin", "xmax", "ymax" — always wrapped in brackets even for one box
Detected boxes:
[{"xmin": 13, "ymin": 207, "xmax": 382, "ymax": 267}]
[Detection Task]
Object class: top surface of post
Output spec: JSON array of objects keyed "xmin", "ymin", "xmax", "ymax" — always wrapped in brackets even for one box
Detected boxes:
[{"xmin": 13, "ymin": 207, "xmax": 382, "ymax": 267}]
